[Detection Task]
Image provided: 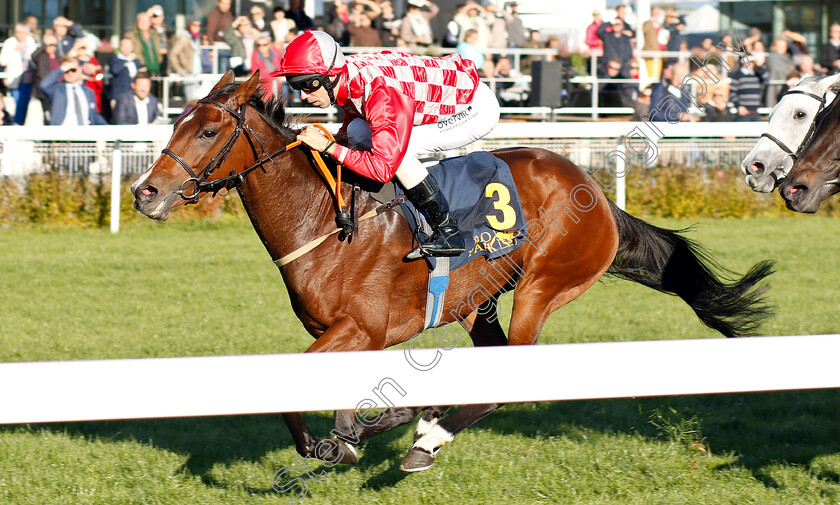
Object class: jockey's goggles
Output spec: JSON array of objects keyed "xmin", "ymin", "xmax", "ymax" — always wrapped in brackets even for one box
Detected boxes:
[{"xmin": 287, "ymin": 74, "xmax": 327, "ymax": 93}]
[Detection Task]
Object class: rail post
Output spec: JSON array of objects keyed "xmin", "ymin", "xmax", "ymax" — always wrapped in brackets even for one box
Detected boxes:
[
  {"xmin": 616, "ymin": 136, "xmax": 626, "ymax": 210},
  {"xmin": 110, "ymin": 141, "xmax": 122, "ymax": 234}
]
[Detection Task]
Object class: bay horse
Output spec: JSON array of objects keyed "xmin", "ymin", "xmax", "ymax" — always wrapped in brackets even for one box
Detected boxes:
[
  {"xmin": 742, "ymin": 74, "xmax": 838, "ymax": 193},
  {"xmin": 132, "ymin": 71, "xmax": 774, "ymax": 472},
  {"xmin": 781, "ymin": 76, "xmax": 840, "ymax": 213}
]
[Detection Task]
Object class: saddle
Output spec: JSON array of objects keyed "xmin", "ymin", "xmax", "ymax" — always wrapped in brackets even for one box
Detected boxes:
[{"xmin": 372, "ymin": 151, "xmax": 528, "ymax": 271}]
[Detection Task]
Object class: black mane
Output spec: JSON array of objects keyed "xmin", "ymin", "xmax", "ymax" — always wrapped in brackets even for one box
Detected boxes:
[
  {"xmin": 204, "ymin": 81, "xmax": 383, "ymax": 191},
  {"xmin": 207, "ymin": 83, "xmax": 298, "ymax": 138}
]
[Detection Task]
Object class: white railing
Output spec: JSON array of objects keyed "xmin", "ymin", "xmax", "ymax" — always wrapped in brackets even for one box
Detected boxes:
[
  {"xmin": 1, "ymin": 334, "xmax": 838, "ymax": 424},
  {"xmin": 0, "ymin": 122, "xmax": 767, "ymax": 232}
]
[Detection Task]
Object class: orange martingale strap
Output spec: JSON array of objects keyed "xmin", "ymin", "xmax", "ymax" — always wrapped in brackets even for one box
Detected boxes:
[{"xmin": 309, "ymin": 124, "xmax": 346, "ymax": 211}]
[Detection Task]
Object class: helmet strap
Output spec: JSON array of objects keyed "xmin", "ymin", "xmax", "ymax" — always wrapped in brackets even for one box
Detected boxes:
[
  {"xmin": 320, "ymin": 46, "xmax": 341, "ymax": 106},
  {"xmin": 324, "ymin": 73, "xmax": 341, "ymax": 105}
]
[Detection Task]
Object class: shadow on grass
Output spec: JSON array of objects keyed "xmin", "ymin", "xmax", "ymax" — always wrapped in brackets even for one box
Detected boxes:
[
  {"xmin": 484, "ymin": 388, "xmax": 840, "ymax": 488},
  {"xmin": 5, "ymin": 389, "xmax": 840, "ymax": 493},
  {"xmin": 6, "ymin": 408, "xmax": 419, "ymax": 495}
]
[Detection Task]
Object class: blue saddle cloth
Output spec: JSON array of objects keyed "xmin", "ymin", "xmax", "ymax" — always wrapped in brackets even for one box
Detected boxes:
[{"xmin": 395, "ymin": 151, "xmax": 528, "ymax": 271}]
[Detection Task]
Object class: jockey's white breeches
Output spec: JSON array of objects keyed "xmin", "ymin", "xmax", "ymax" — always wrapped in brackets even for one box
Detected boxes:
[{"xmin": 346, "ymin": 81, "xmax": 500, "ymax": 189}]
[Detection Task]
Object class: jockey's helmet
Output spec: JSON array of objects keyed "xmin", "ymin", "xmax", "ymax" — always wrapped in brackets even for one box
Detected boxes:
[{"xmin": 272, "ymin": 30, "xmax": 345, "ymax": 104}]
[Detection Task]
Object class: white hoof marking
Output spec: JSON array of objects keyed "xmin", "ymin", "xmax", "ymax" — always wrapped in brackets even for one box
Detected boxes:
[
  {"xmin": 414, "ymin": 416, "xmax": 439, "ymax": 438},
  {"xmin": 414, "ymin": 424, "xmax": 454, "ymax": 454}
]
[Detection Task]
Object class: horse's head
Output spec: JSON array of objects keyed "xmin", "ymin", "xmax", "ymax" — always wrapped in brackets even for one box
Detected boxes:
[
  {"xmin": 780, "ymin": 80, "xmax": 840, "ymax": 213},
  {"xmin": 132, "ymin": 70, "xmax": 263, "ymax": 220},
  {"xmin": 741, "ymin": 74, "xmax": 837, "ymax": 193}
]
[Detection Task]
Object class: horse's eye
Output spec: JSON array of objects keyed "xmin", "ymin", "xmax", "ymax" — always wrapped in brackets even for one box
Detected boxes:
[
  {"xmin": 201, "ymin": 129, "xmax": 217, "ymax": 139},
  {"xmin": 794, "ymin": 111, "xmax": 807, "ymax": 120}
]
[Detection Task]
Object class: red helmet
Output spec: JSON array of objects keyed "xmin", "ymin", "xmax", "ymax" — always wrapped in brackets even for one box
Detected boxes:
[{"xmin": 272, "ymin": 30, "xmax": 346, "ymax": 77}]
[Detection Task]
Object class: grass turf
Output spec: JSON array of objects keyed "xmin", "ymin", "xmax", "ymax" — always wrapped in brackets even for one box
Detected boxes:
[{"xmin": 1, "ymin": 216, "xmax": 839, "ymax": 504}]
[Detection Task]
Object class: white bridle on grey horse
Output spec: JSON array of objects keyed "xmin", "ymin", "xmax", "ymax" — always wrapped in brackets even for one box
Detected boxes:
[{"xmin": 741, "ymin": 74, "xmax": 840, "ymax": 193}]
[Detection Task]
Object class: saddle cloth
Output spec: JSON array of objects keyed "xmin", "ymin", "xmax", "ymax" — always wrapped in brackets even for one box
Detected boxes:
[{"xmin": 395, "ymin": 150, "xmax": 528, "ymax": 271}]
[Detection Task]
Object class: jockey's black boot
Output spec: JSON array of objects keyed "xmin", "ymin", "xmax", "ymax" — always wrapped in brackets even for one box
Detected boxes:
[{"xmin": 404, "ymin": 175, "xmax": 465, "ymax": 260}]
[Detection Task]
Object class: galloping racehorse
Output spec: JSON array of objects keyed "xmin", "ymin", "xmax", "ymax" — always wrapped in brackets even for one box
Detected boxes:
[
  {"xmin": 781, "ymin": 75, "xmax": 840, "ymax": 213},
  {"xmin": 742, "ymin": 74, "xmax": 839, "ymax": 193},
  {"xmin": 132, "ymin": 71, "xmax": 774, "ymax": 472}
]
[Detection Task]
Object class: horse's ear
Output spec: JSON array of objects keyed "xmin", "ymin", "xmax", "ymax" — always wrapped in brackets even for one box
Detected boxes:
[
  {"xmin": 209, "ymin": 70, "xmax": 236, "ymax": 94},
  {"xmin": 231, "ymin": 70, "xmax": 261, "ymax": 106}
]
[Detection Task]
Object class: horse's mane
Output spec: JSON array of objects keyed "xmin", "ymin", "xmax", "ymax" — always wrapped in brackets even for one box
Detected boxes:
[
  {"xmin": 795, "ymin": 74, "xmax": 823, "ymax": 88},
  {"xmin": 205, "ymin": 82, "xmax": 383, "ymax": 192},
  {"xmin": 207, "ymin": 83, "xmax": 298, "ymax": 139}
]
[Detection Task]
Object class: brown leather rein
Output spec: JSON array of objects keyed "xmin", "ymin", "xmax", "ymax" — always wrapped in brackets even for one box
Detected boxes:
[{"xmin": 158, "ymin": 98, "xmax": 406, "ymax": 266}]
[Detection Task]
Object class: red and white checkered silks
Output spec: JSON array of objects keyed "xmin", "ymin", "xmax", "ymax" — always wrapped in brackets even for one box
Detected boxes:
[{"xmin": 344, "ymin": 51, "xmax": 480, "ymax": 126}]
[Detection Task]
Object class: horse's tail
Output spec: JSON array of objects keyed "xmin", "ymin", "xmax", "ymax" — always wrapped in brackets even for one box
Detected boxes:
[{"xmin": 605, "ymin": 199, "xmax": 775, "ymax": 337}]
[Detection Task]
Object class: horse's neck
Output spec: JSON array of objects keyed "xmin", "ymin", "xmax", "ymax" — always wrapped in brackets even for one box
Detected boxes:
[{"xmin": 236, "ymin": 146, "xmax": 338, "ymax": 263}]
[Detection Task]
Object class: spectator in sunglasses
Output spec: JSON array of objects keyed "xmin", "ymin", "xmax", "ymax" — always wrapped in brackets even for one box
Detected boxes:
[
  {"xmin": 40, "ymin": 56, "xmax": 108, "ymax": 125},
  {"xmin": 250, "ymin": 35, "xmax": 283, "ymax": 97}
]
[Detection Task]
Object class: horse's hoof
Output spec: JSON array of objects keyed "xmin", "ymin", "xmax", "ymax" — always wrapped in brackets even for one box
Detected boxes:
[
  {"xmin": 329, "ymin": 438, "xmax": 359, "ymax": 464},
  {"xmin": 399, "ymin": 447, "xmax": 435, "ymax": 472}
]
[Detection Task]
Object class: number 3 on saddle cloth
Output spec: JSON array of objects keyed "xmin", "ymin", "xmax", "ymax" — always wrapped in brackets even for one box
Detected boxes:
[{"xmin": 393, "ymin": 151, "xmax": 529, "ymax": 328}]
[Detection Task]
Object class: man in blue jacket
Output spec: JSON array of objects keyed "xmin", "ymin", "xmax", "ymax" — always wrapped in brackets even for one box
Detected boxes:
[
  {"xmin": 53, "ymin": 17, "xmax": 83, "ymax": 58},
  {"xmin": 648, "ymin": 61, "xmax": 696, "ymax": 122},
  {"xmin": 107, "ymin": 37, "xmax": 145, "ymax": 109},
  {"xmin": 40, "ymin": 57, "xmax": 108, "ymax": 125},
  {"xmin": 112, "ymin": 72, "xmax": 162, "ymax": 125}
]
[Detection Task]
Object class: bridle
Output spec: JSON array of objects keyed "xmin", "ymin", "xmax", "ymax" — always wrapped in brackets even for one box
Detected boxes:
[
  {"xmin": 161, "ymin": 98, "xmax": 296, "ymax": 203},
  {"xmin": 758, "ymin": 89, "xmax": 827, "ymax": 164},
  {"xmin": 156, "ymin": 95, "xmax": 403, "ymax": 265},
  {"xmin": 760, "ymin": 88, "xmax": 840, "ymax": 188},
  {"xmin": 160, "ymin": 98, "xmax": 352, "ymax": 228}
]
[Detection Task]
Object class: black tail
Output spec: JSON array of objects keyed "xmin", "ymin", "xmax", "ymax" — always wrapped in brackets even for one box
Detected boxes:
[{"xmin": 605, "ymin": 200, "xmax": 775, "ymax": 337}]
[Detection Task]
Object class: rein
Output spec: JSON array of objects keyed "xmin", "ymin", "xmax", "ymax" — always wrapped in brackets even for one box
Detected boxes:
[{"xmin": 161, "ymin": 97, "xmax": 348, "ymax": 214}]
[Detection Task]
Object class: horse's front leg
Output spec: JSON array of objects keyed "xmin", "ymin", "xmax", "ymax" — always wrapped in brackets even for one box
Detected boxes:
[
  {"xmin": 284, "ymin": 316, "xmax": 385, "ymax": 464},
  {"xmin": 282, "ymin": 412, "xmax": 325, "ymax": 458},
  {"xmin": 332, "ymin": 407, "xmax": 424, "ymax": 446}
]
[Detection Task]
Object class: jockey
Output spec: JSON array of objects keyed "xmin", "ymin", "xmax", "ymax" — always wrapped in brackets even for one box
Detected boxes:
[{"xmin": 271, "ymin": 30, "xmax": 500, "ymax": 259}]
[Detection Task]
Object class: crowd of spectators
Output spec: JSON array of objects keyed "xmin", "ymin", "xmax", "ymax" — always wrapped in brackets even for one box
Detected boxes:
[{"xmin": 2, "ymin": 3, "xmax": 840, "ymax": 125}]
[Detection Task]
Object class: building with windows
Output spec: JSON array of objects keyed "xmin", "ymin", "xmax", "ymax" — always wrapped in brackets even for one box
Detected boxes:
[{"xmin": 719, "ymin": 0, "xmax": 840, "ymax": 58}]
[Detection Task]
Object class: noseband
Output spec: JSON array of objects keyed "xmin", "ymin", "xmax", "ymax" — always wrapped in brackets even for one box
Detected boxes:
[
  {"xmin": 758, "ymin": 89, "xmax": 827, "ymax": 163},
  {"xmin": 161, "ymin": 98, "xmax": 293, "ymax": 203}
]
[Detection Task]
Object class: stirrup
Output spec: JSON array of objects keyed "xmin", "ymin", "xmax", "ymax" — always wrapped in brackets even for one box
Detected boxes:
[{"xmin": 405, "ymin": 226, "xmax": 465, "ymax": 260}]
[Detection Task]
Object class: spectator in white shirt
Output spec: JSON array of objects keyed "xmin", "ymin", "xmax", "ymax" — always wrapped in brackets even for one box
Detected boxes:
[
  {"xmin": 250, "ymin": 5, "xmax": 270, "ymax": 36},
  {"xmin": 111, "ymin": 72, "xmax": 162, "ymax": 125},
  {"xmin": 0, "ymin": 23, "xmax": 38, "ymax": 124}
]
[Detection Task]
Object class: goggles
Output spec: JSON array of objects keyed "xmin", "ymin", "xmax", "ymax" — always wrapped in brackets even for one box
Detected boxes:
[{"xmin": 287, "ymin": 74, "xmax": 326, "ymax": 93}]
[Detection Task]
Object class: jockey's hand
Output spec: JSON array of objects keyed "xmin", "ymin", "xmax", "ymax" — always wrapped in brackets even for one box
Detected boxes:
[{"xmin": 297, "ymin": 125, "xmax": 331, "ymax": 153}]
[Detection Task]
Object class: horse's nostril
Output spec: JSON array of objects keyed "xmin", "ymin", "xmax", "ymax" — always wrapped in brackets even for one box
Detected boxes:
[
  {"xmin": 750, "ymin": 162, "xmax": 765, "ymax": 176},
  {"xmin": 788, "ymin": 184, "xmax": 808, "ymax": 197},
  {"xmin": 136, "ymin": 185, "xmax": 158, "ymax": 201}
]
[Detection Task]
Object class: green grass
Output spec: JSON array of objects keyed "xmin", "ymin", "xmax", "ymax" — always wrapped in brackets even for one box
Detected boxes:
[{"xmin": 2, "ymin": 216, "xmax": 840, "ymax": 504}]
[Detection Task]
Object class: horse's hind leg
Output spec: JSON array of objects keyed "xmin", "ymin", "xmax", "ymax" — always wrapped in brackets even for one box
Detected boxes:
[
  {"xmin": 409, "ymin": 302, "xmax": 508, "ymax": 445},
  {"xmin": 402, "ymin": 402, "xmax": 503, "ymax": 472},
  {"xmin": 331, "ymin": 305, "xmax": 507, "ymax": 455},
  {"xmin": 401, "ymin": 302, "xmax": 508, "ymax": 472}
]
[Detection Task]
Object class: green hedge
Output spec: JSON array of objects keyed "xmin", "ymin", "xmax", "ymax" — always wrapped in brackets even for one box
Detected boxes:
[
  {"xmin": 0, "ymin": 172, "xmax": 244, "ymax": 228},
  {"xmin": 624, "ymin": 164, "xmax": 840, "ymax": 219}
]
